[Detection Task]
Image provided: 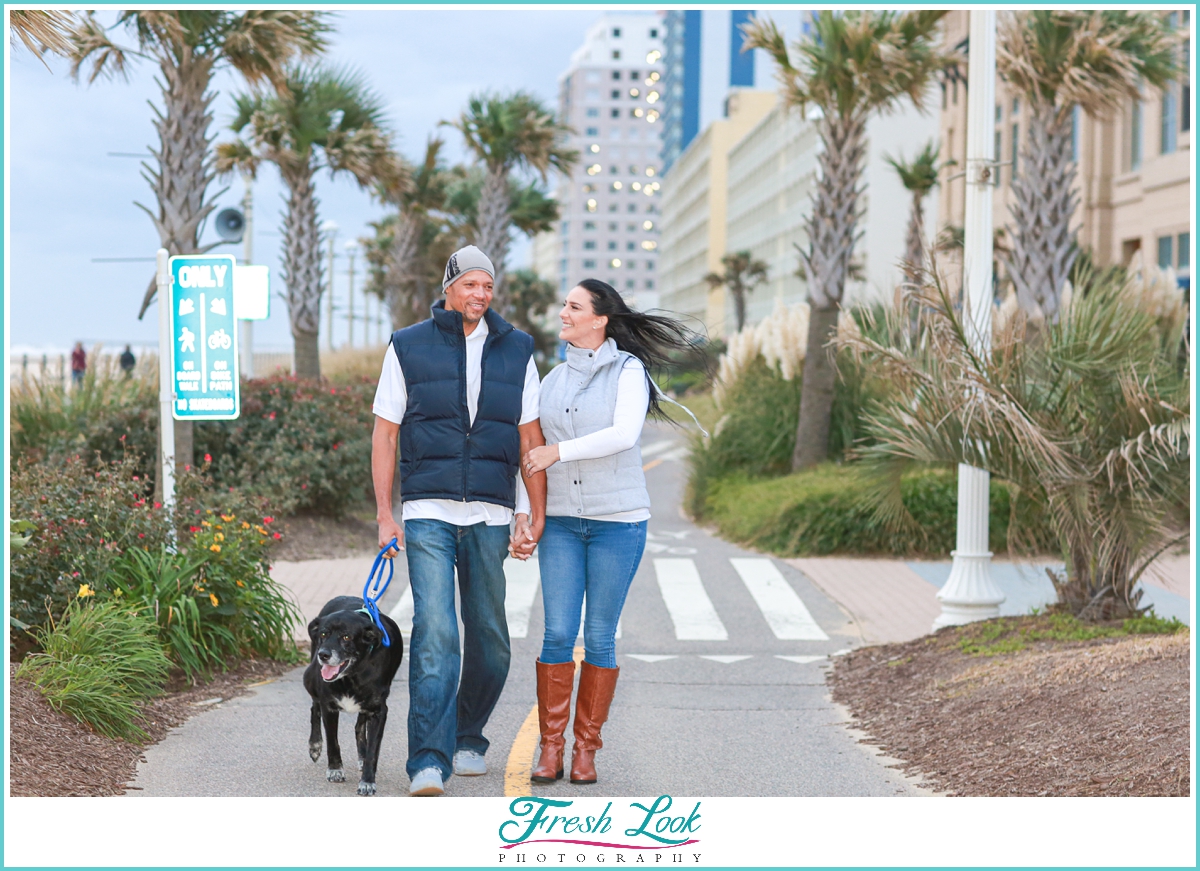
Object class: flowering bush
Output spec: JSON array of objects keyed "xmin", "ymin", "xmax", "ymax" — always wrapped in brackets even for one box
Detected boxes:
[
  {"xmin": 10, "ymin": 452, "xmax": 172, "ymax": 629},
  {"xmin": 194, "ymin": 375, "xmax": 377, "ymax": 517}
]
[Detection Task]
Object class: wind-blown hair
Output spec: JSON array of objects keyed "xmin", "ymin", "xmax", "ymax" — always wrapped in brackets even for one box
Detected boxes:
[{"xmin": 576, "ymin": 278, "xmax": 706, "ymax": 420}]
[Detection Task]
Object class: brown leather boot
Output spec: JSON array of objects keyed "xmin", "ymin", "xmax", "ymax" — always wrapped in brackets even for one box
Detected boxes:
[
  {"xmin": 570, "ymin": 662, "xmax": 619, "ymax": 784},
  {"xmin": 531, "ymin": 660, "xmax": 576, "ymax": 783}
]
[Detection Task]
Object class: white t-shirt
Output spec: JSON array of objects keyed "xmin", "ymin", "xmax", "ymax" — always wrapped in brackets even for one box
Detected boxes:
[{"xmin": 372, "ymin": 316, "xmax": 541, "ymax": 526}]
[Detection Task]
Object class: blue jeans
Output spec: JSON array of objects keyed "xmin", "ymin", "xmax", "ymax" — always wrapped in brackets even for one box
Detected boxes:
[
  {"xmin": 403, "ymin": 519, "xmax": 511, "ymax": 781},
  {"xmin": 538, "ymin": 516, "xmax": 648, "ymax": 669}
]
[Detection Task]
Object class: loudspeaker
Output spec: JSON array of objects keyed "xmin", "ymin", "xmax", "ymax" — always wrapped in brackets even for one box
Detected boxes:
[{"xmin": 215, "ymin": 207, "xmax": 245, "ymax": 243}]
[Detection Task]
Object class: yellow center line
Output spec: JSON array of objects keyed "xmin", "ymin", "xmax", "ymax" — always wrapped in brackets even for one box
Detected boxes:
[
  {"xmin": 503, "ymin": 647, "xmax": 584, "ymax": 797},
  {"xmin": 642, "ymin": 458, "xmax": 664, "ymax": 471}
]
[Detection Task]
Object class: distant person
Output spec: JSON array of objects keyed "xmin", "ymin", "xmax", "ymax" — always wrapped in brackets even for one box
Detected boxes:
[
  {"xmin": 119, "ymin": 345, "xmax": 136, "ymax": 377},
  {"xmin": 70, "ymin": 342, "xmax": 86, "ymax": 387}
]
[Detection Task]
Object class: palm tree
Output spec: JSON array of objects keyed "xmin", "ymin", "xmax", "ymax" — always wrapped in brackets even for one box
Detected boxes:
[
  {"xmin": 998, "ymin": 10, "xmax": 1180, "ymax": 322},
  {"xmin": 705, "ymin": 251, "xmax": 770, "ymax": 333},
  {"xmin": 67, "ymin": 11, "xmax": 329, "ymax": 319},
  {"xmin": 10, "ymin": 10, "xmax": 76, "ymax": 64},
  {"xmin": 884, "ymin": 141, "xmax": 944, "ymax": 278},
  {"xmin": 841, "ymin": 270, "xmax": 1189, "ymax": 621},
  {"xmin": 380, "ymin": 138, "xmax": 450, "ymax": 330},
  {"xmin": 217, "ymin": 65, "xmax": 401, "ymax": 378},
  {"xmin": 445, "ymin": 91, "xmax": 577, "ymax": 311},
  {"xmin": 744, "ymin": 10, "xmax": 949, "ymax": 472}
]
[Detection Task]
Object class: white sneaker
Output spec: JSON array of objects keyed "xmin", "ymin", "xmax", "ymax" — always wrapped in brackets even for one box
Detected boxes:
[
  {"xmin": 453, "ymin": 749, "xmax": 487, "ymax": 776},
  {"xmin": 409, "ymin": 767, "xmax": 445, "ymax": 796}
]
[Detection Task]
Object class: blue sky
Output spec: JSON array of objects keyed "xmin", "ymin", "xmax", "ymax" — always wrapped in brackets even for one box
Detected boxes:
[{"xmin": 7, "ymin": 8, "xmax": 604, "ymax": 354}]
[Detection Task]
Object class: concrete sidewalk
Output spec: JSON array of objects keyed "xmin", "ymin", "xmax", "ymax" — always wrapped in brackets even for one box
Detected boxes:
[{"xmin": 788, "ymin": 554, "xmax": 1192, "ymax": 645}]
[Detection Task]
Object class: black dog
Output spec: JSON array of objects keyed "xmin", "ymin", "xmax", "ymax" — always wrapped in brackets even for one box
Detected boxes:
[{"xmin": 303, "ymin": 595, "xmax": 403, "ymax": 796}]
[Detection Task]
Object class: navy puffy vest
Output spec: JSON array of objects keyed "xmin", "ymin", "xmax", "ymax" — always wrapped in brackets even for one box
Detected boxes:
[{"xmin": 391, "ymin": 301, "xmax": 533, "ymax": 509}]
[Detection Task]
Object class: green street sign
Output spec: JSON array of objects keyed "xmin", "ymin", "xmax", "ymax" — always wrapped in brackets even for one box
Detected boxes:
[{"xmin": 169, "ymin": 255, "xmax": 240, "ymax": 420}]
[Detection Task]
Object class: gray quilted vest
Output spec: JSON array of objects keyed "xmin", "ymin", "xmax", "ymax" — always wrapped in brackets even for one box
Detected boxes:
[{"xmin": 540, "ymin": 338, "xmax": 650, "ymax": 517}]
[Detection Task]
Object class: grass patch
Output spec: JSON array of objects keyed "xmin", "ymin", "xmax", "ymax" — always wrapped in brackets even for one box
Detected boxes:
[
  {"xmin": 696, "ymin": 464, "xmax": 1017, "ymax": 557},
  {"xmin": 955, "ymin": 612, "xmax": 1189, "ymax": 657},
  {"xmin": 16, "ymin": 599, "xmax": 172, "ymax": 741}
]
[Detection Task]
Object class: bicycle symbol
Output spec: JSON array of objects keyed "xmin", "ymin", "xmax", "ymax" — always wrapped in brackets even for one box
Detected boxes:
[{"xmin": 207, "ymin": 329, "xmax": 232, "ymax": 350}]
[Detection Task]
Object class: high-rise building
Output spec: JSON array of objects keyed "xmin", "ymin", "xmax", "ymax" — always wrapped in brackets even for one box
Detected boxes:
[
  {"xmin": 661, "ymin": 11, "xmax": 701, "ymax": 174},
  {"xmin": 540, "ymin": 12, "xmax": 666, "ymax": 310}
]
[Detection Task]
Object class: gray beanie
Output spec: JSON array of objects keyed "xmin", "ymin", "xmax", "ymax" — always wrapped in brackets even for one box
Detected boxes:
[{"xmin": 442, "ymin": 245, "xmax": 495, "ymax": 291}]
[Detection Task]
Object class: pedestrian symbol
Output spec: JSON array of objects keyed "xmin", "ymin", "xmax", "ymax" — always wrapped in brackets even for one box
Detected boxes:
[{"xmin": 169, "ymin": 254, "xmax": 239, "ymax": 420}]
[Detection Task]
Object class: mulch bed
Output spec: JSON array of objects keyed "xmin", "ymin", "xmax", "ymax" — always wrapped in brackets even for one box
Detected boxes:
[
  {"xmin": 9, "ymin": 658, "xmax": 297, "ymax": 797},
  {"xmin": 828, "ymin": 621, "xmax": 1191, "ymax": 796}
]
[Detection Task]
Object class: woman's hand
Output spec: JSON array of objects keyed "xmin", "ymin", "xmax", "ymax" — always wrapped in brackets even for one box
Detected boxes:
[{"xmin": 523, "ymin": 444, "xmax": 560, "ymax": 476}]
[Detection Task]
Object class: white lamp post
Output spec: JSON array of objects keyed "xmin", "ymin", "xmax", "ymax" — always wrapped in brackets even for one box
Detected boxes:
[
  {"xmin": 933, "ymin": 10, "xmax": 1006, "ymax": 630},
  {"xmin": 239, "ymin": 174, "xmax": 255, "ymax": 378},
  {"xmin": 156, "ymin": 248, "xmax": 175, "ymax": 512},
  {"xmin": 320, "ymin": 220, "xmax": 339, "ymax": 352},
  {"xmin": 345, "ymin": 239, "xmax": 359, "ymax": 348}
]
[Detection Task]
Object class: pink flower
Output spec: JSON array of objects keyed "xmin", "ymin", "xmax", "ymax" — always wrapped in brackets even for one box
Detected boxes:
[
  {"xmin": 273, "ymin": 532, "xmax": 282, "ymax": 540},
  {"xmin": 263, "ymin": 517, "xmax": 274, "ymax": 524},
  {"xmin": 204, "ymin": 453, "xmax": 212, "ymax": 463},
  {"xmin": 132, "ymin": 475, "xmax": 139, "ymax": 481},
  {"xmin": 154, "ymin": 501, "xmax": 162, "ymax": 509},
  {"xmin": 268, "ymin": 412, "xmax": 276, "ymax": 420},
  {"xmin": 301, "ymin": 484, "xmax": 308, "ymax": 490},
  {"xmin": 138, "ymin": 533, "xmax": 145, "ymax": 538}
]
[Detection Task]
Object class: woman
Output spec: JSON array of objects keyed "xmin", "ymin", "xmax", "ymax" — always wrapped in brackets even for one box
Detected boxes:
[{"xmin": 516, "ymin": 278, "xmax": 700, "ymax": 785}]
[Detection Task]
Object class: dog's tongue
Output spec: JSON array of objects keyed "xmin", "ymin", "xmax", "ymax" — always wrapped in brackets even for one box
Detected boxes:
[{"xmin": 321, "ymin": 663, "xmax": 342, "ymax": 681}]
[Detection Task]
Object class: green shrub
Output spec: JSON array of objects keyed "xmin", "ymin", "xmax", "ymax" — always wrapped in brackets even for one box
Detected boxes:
[
  {"xmin": 16, "ymin": 598, "xmax": 172, "ymax": 741},
  {"xmin": 194, "ymin": 375, "xmax": 377, "ymax": 517},
  {"xmin": 10, "ymin": 452, "xmax": 172, "ymax": 629},
  {"xmin": 10, "ymin": 365, "xmax": 160, "ymax": 480},
  {"xmin": 697, "ymin": 464, "xmax": 1023, "ymax": 557}
]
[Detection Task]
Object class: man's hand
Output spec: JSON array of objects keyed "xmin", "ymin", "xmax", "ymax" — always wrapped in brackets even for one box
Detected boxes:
[
  {"xmin": 508, "ymin": 513, "xmax": 537, "ymax": 560},
  {"xmin": 378, "ymin": 517, "xmax": 404, "ymax": 557},
  {"xmin": 523, "ymin": 444, "xmax": 560, "ymax": 476}
]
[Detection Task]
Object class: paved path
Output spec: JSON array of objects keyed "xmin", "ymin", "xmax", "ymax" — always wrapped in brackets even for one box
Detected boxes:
[{"xmin": 126, "ymin": 426, "xmax": 1191, "ymax": 798}]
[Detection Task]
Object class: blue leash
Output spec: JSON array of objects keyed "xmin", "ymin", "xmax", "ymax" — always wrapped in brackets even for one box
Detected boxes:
[{"xmin": 359, "ymin": 538, "xmax": 398, "ymax": 648}]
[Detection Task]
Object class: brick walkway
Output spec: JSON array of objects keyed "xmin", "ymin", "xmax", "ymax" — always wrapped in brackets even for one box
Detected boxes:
[
  {"xmin": 787, "ymin": 558, "xmax": 941, "ymax": 644},
  {"xmin": 271, "ymin": 557, "xmax": 382, "ymax": 641}
]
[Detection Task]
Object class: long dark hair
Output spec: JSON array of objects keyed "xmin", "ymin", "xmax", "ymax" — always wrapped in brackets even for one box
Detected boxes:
[{"xmin": 576, "ymin": 278, "xmax": 705, "ymax": 420}]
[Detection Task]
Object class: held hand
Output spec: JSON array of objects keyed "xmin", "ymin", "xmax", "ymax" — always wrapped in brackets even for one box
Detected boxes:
[
  {"xmin": 508, "ymin": 514, "xmax": 537, "ymax": 561},
  {"xmin": 523, "ymin": 444, "xmax": 560, "ymax": 476},
  {"xmin": 378, "ymin": 518, "xmax": 404, "ymax": 557}
]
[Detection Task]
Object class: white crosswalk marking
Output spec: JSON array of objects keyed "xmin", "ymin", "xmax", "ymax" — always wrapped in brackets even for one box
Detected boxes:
[
  {"xmin": 777, "ymin": 655, "xmax": 826, "ymax": 664},
  {"xmin": 626, "ymin": 654, "xmax": 678, "ymax": 662},
  {"xmin": 730, "ymin": 558, "xmax": 830, "ymax": 640},
  {"xmin": 699, "ymin": 655, "xmax": 752, "ymax": 663},
  {"xmin": 388, "ymin": 583, "xmax": 414, "ymax": 638},
  {"xmin": 503, "ymin": 558, "xmax": 542, "ymax": 639},
  {"xmin": 654, "ymin": 559, "xmax": 728, "ymax": 640},
  {"xmin": 639, "ymin": 440, "xmax": 678, "ymax": 458}
]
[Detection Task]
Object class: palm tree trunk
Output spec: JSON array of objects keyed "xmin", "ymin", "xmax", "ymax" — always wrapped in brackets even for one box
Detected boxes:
[
  {"xmin": 386, "ymin": 211, "xmax": 421, "ymax": 330},
  {"xmin": 282, "ymin": 168, "xmax": 323, "ymax": 379},
  {"xmin": 792, "ymin": 113, "xmax": 867, "ymax": 471},
  {"xmin": 732, "ymin": 286, "xmax": 747, "ymax": 332},
  {"xmin": 903, "ymin": 189, "xmax": 925, "ymax": 278},
  {"xmin": 1003, "ymin": 101, "xmax": 1078, "ymax": 322},
  {"xmin": 475, "ymin": 164, "xmax": 512, "ymax": 312},
  {"xmin": 136, "ymin": 46, "xmax": 221, "ymax": 320}
]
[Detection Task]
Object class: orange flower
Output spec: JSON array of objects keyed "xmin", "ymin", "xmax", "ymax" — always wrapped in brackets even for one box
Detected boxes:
[
  {"xmin": 235, "ymin": 580, "xmax": 245, "ymax": 588},
  {"xmin": 209, "ymin": 544, "xmax": 221, "ymax": 553},
  {"xmin": 77, "ymin": 583, "xmax": 95, "ymax": 598},
  {"xmin": 209, "ymin": 593, "xmax": 220, "ymax": 607}
]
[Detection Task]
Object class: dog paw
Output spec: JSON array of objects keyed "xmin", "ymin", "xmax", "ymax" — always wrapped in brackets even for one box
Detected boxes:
[
  {"xmin": 357, "ymin": 780, "xmax": 377, "ymax": 796},
  {"xmin": 309, "ymin": 742, "xmax": 322, "ymax": 763},
  {"xmin": 326, "ymin": 768, "xmax": 345, "ymax": 783}
]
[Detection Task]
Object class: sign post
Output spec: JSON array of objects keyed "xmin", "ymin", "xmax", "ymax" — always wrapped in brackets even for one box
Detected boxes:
[
  {"xmin": 169, "ymin": 254, "xmax": 241, "ymax": 421},
  {"xmin": 156, "ymin": 249, "xmax": 176, "ymax": 511}
]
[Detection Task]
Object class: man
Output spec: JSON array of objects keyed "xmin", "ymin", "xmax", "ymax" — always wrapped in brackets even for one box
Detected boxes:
[
  {"xmin": 119, "ymin": 345, "xmax": 136, "ymax": 377},
  {"xmin": 371, "ymin": 245, "xmax": 546, "ymax": 797}
]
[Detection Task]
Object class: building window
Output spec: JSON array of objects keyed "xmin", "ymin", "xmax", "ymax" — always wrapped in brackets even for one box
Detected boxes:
[
  {"xmin": 584, "ymin": 240, "xmax": 596, "ymax": 250},
  {"xmin": 1011, "ymin": 123, "xmax": 1019, "ymax": 178},
  {"xmin": 1130, "ymin": 96, "xmax": 1143, "ymax": 171},
  {"xmin": 610, "ymin": 258, "xmax": 622, "ymax": 268},
  {"xmin": 612, "ymin": 50, "xmax": 621, "ymax": 60},
  {"xmin": 607, "ymin": 241, "xmax": 617, "ymax": 251},
  {"xmin": 645, "ymin": 279, "xmax": 655, "ymax": 289},
  {"xmin": 626, "ymin": 241, "xmax": 635, "ymax": 251},
  {"xmin": 611, "ymin": 109, "xmax": 620, "ymax": 118},
  {"xmin": 586, "ymin": 126, "xmax": 599, "ymax": 136},
  {"xmin": 649, "ymin": 28, "xmax": 658, "ymax": 38},
  {"xmin": 612, "ymin": 70, "xmax": 621, "ymax": 80},
  {"xmin": 584, "ymin": 221, "xmax": 596, "ymax": 230},
  {"xmin": 583, "ymin": 259, "xmax": 596, "ymax": 269},
  {"xmin": 1158, "ymin": 235, "xmax": 1173, "ymax": 269},
  {"xmin": 995, "ymin": 103, "xmax": 1002, "ymax": 123},
  {"xmin": 612, "ymin": 27, "xmax": 621, "ymax": 38},
  {"xmin": 586, "ymin": 108, "xmax": 599, "ymax": 118},
  {"xmin": 1012, "ymin": 97, "xmax": 1019, "ymax": 115},
  {"xmin": 1183, "ymin": 40, "xmax": 1191, "ymax": 132},
  {"xmin": 611, "ymin": 89, "xmax": 620, "ymax": 99},
  {"xmin": 646, "ymin": 261, "xmax": 655, "ymax": 271},
  {"xmin": 561, "ymin": 220, "xmax": 569, "ymax": 234},
  {"xmin": 1178, "ymin": 232, "xmax": 1191, "ymax": 270},
  {"xmin": 1161, "ymin": 87, "xmax": 1178, "ymax": 154},
  {"xmin": 993, "ymin": 129, "xmax": 1002, "ymax": 186}
]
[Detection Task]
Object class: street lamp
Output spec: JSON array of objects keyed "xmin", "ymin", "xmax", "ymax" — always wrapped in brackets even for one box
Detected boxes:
[
  {"xmin": 345, "ymin": 239, "xmax": 359, "ymax": 348},
  {"xmin": 933, "ymin": 10, "xmax": 1006, "ymax": 630}
]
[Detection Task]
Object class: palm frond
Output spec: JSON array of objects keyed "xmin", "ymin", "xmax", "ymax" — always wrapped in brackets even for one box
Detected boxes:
[
  {"xmin": 67, "ymin": 13, "xmax": 134, "ymax": 83},
  {"xmin": 11, "ymin": 10, "xmax": 77, "ymax": 61}
]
